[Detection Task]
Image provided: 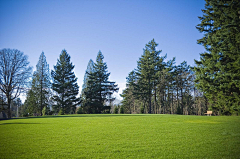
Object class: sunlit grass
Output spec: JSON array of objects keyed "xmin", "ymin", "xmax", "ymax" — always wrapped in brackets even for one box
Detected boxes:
[{"xmin": 0, "ymin": 114, "xmax": 240, "ymax": 158}]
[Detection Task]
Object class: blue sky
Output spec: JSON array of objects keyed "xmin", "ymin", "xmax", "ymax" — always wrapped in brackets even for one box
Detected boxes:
[{"xmin": 0, "ymin": 0, "xmax": 205, "ymax": 100}]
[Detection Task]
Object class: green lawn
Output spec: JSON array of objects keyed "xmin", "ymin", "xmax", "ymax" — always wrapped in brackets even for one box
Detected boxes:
[{"xmin": 0, "ymin": 114, "xmax": 240, "ymax": 158}]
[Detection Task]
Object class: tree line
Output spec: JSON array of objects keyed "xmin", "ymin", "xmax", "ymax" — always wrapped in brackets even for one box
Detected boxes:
[
  {"xmin": 119, "ymin": 0, "xmax": 240, "ymax": 115},
  {"xmin": 119, "ymin": 39, "xmax": 207, "ymax": 115},
  {"xmin": 0, "ymin": 49, "xmax": 119, "ymax": 118},
  {"xmin": 0, "ymin": 0, "xmax": 239, "ymax": 118}
]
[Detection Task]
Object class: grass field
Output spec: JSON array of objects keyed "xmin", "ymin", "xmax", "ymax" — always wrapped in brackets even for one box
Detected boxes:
[{"xmin": 0, "ymin": 114, "xmax": 240, "ymax": 158}]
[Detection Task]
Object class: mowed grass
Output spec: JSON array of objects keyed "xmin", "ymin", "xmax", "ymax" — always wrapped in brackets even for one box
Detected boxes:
[{"xmin": 0, "ymin": 114, "xmax": 240, "ymax": 159}]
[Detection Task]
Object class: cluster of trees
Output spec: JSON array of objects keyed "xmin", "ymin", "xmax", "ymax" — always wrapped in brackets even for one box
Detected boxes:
[
  {"xmin": 79, "ymin": 51, "xmax": 118, "ymax": 114},
  {"xmin": 0, "ymin": 49, "xmax": 32, "ymax": 118},
  {"xmin": 0, "ymin": 0, "xmax": 239, "ymax": 118},
  {"xmin": 21, "ymin": 50, "xmax": 81, "ymax": 116},
  {"xmin": 119, "ymin": 39, "xmax": 207, "ymax": 115},
  {"xmin": 194, "ymin": 0, "xmax": 240, "ymax": 115},
  {"xmin": 0, "ymin": 49, "xmax": 118, "ymax": 118},
  {"xmin": 0, "ymin": 50, "xmax": 79, "ymax": 117},
  {"xmin": 119, "ymin": 0, "xmax": 240, "ymax": 115}
]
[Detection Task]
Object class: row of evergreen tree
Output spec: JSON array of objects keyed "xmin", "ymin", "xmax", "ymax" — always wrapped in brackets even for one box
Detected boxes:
[
  {"xmin": 21, "ymin": 50, "xmax": 118, "ymax": 116},
  {"xmin": 119, "ymin": 39, "xmax": 208, "ymax": 115},
  {"xmin": 6, "ymin": 0, "xmax": 240, "ymax": 116},
  {"xmin": 119, "ymin": 0, "xmax": 240, "ymax": 115}
]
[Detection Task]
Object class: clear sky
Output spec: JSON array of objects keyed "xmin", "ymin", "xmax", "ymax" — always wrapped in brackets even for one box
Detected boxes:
[{"xmin": 0, "ymin": 0, "xmax": 205, "ymax": 100}]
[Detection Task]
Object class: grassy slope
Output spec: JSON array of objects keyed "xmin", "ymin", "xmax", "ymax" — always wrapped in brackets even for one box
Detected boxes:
[{"xmin": 0, "ymin": 114, "xmax": 240, "ymax": 159}]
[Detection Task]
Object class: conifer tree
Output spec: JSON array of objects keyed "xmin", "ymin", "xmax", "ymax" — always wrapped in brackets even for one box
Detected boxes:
[
  {"xmin": 82, "ymin": 59, "xmax": 95, "ymax": 91},
  {"xmin": 194, "ymin": 0, "xmax": 240, "ymax": 115},
  {"xmin": 135, "ymin": 39, "xmax": 165, "ymax": 113},
  {"xmin": 121, "ymin": 71, "xmax": 137, "ymax": 114},
  {"xmin": 84, "ymin": 51, "xmax": 118, "ymax": 113},
  {"xmin": 80, "ymin": 59, "xmax": 95, "ymax": 110},
  {"xmin": 51, "ymin": 50, "xmax": 79, "ymax": 114},
  {"xmin": 32, "ymin": 52, "xmax": 51, "ymax": 115}
]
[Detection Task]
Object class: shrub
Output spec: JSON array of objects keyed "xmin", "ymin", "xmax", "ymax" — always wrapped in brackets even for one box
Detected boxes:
[
  {"xmin": 59, "ymin": 108, "xmax": 64, "ymax": 115},
  {"xmin": 42, "ymin": 107, "xmax": 46, "ymax": 116}
]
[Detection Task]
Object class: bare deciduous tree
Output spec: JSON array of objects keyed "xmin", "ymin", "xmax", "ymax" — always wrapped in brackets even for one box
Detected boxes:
[{"xmin": 0, "ymin": 49, "xmax": 32, "ymax": 118}]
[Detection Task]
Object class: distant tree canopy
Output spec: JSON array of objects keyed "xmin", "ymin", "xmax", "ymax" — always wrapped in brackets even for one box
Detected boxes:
[
  {"xmin": 194, "ymin": 0, "xmax": 240, "ymax": 115},
  {"xmin": 0, "ymin": 49, "xmax": 32, "ymax": 118},
  {"xmin": 51, "ymin": 50, "xmax": 79, "ymax": 114}
]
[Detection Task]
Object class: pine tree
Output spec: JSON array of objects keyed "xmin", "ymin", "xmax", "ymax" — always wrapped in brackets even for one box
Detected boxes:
[
  {"xmin": 24, "ymin": 52, "xmax": 51, "ymax": 116},
  {"xmin": 24, "ymin": 89, "xmax": 37, "ymax": 116},
  {"xmin": 121, "ymin": 71, "xmax": 137, "ymax": 114},
  {"xmin": 135, "ymin": 39, "xmax": 165, "ymax": 113},
  {"xmin": 194, "ymin": 0, "xmax": 240, "ymax": 115},
  {"xmin": 84, "ymin": 51, "xmax": 118, "ymax": 113},
  {"xmin": 51, "ymin": 49, "xmax": 79, "ymax": 114},
  {"xmin": 82, "ymin": 59, "xmax": 95, "ymax": 91},
  {"xmin": 33, "ymin": 52, "xmax": 51, "ymax": 116},
  {"xmin": 80, "ymin": 59, "xmax": 95, "ymax": 110}
]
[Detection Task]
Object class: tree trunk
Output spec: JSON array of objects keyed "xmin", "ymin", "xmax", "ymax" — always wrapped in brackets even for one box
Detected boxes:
[
  {"xmin": 7, "ymin": 96, "xmax": 11, "ymax": 119},
  {"xmin": 167, "ymin": 85, "xmax": 170, "ymax": 114},
  {"xmin": 40, "ymin": 82, "xmax": 43, "ymax": 116},
  {"xmin": 181, "ymin": 88, "xmax": 183, "ymax": 115},
  {"xmin": 177, "ymin": 87, "xmax": 179, "ymax": 113},
  {"xmin": 154, "ymin": 89, "xmax": 157, "ymax": 114},
  {"xmin": 171, "ymin": 86, "xmax": 174, "ymax": 114},
  {"xmin": 148, "ymin": 79, "xmax": 151, "ymax": 114}
]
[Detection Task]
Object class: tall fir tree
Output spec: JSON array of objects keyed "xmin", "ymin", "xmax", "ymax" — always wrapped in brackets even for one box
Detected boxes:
[
  {"xmin": 34, "ymin": 52, "xmax": 51, "ymax": 115},
  {"xmin": 51, "ymin": 50, "xmax": 79, "ymax": 114},
  {"xmin": 24, "ymin": 89, "xmax": 37, "ymax": 116},
  {"xmin": 80, "ymin": 59, "xmax": 95, "ymax": 109},
  {"xmin": 194, "ymin": 0, "xmax": 240, "ymax": 115},
  {"xmin": 135, "ymin": 39, "xmax": 165, "ymax": 113},
  {"xmin": 24, "ymin": 52, "xmax": 51, "ymax": 116},
  {"xmin": 121, "ymin": 70, "xmax": 137, "ymax": 114},
  {"xmin": 84, "ymin": 51, "xmax": 118, "ymax": 113}
]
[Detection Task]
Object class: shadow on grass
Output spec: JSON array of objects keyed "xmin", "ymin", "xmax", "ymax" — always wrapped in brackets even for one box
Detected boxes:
[
  {"xmin": 0, "ymin": 114, "xmax": 150, "ymax": 121},
  {"xmin": 27, "ymin": 114, "xmax": 149, "ymax": 119},
  {"xmin": 0, "ymin": 122, "xmax": 43, "ymax": 125}
]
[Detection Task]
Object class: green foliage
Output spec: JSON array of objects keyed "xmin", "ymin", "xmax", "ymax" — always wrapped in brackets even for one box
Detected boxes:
[
  {"xmin": 76, "ymin": 107, "xmax": 83, "ymax": 114},
  {"xmin": 24, "ymin": 89, "xmax": 37, "ymax": 115},
  {"xmin": 120, "ymin": 106, "xmax": 124, "ymax": 114},
  {"xmin": 121, "ymin": 39, "xmax": 197, "ymax": 115},
  {"xmin": 80, "ymin": 59, "xmax": 95, "ymax": 111},
  {"xmin": 194, "ymin": 0, "xmax": 240, "ymax": 115},
  {"xmin": 0, "ymin": 115, "xmax": 240, "ymax": 158},
  {"xmin": 42, "ymin": 107, "xmax": 46, "ymax": 116},
  {"xmin": 19, "ymin": 103, "xmax": 29, "ymax": 117},
  {"xmin": 83, "ymin": 51, "xmax": 118, "ymax": 113},
  {"xmin": 134, "ymin": 39, "xmax": 166, "ymax": 113},
  {"xmin": 24, "ymin": 52, "xmax": 51, "ymax": 116},
  {"xmin": 114, "ymin": 106, "xmax": 118, "ymax": 114},
  {"xmin": 59, "ymin": 108, "xmax": 64, "ymax": 115},
  {"xmin": 176, "ymin": 106, "xmax": 182, "ymax": 115},
  {"xmin": 140, "ymin": 105, "xmax": 144, "ymax": 114},
  {"xmin": 51, "ymin": 50, "xmax": 80, "ymax": 114}
]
